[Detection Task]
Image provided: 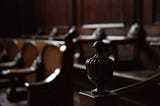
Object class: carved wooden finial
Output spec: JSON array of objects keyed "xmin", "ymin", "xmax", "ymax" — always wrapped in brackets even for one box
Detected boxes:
[
  {"xmin": 92, "ymin": 28, "xmax": 107, "ymax": 40},
  {"xmin": 86, "ymin": 41, "xmax": 114, "ymax": 95},
  {"xmin": 64, "ymin": 26, "xmax": 78, "ymax": 42},
  {"xmin": 127, "ymin": 23, "xmax": 146, "ymax": 41}
]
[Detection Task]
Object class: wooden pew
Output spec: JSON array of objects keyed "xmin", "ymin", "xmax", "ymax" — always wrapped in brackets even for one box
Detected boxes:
[
  {"xmin": 0, "ymin": 39, "xmax": 25, "ymax": 88},
  {"xmin": 0, "ymin": 40, "xmax": 21, "ymax": 69},
  {"xmin": 32, "ymin": 26, "xmax": 70, "ymax": 40},
  {"xmin": 21, "ymin": 26, "xmax": 70, "ymax": 39},
  {"xmin": 0, "ymin": 25, "xmax": 77, "ymax": 103},
  {"xmin": 75, "ymin": 23, "xmax": 160, "ymax": 106},
  {"xmin": 2, "ymin": 41, "xmax": 41, "ymax": 102},
  {"xmin": 25, "ymin": 42, "xmax": 74, "ymax": 106},
  {"xmin": 72, "ymin": 28, "xmax": 107, "ymax": 93},
  {"xmin": 102, "ymin": 23, "xmax": 160, "ymax": 82},
  {"xmin": 78, "ymin": 41, "xmax": 160, "ymax": 106},
  {"xmin": 72, "ymin": 23, "xmax": 160, "ymax": 97},
  {"xmin": 1, "ymin": 39, "xmax": 61, "ymax": 101},
  {"xmin": 73, "ymin": 23, "xmax": 160, "ymax": 106},
  {"xmin": 24, "ymin": 32, "xmax": 76, "ymax": 106},
  {"xmin": 105, "ymin": 23, "xmax": 160, "ymax": 70}
]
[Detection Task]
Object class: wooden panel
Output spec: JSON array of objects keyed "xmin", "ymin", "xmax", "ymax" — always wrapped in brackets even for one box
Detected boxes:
[
  {"xmin": 143, "ymin": 0, "xmax": 153, "ymax": 24},
  {"xmin": 143, "ymin": 0, "xmax": 160, "ymax": 25},
  {"xmin": 154, "ymin": 0, "xmax": 160, "ymax": 23},
  {"xmin": 2, "ymin": 0, "xmax": 158, "ymax": 37},
  {"xmin": 77, "ymin": 0, "xmax": 127, "ymax": 26},
  {"xmin": 43, "ymin": 0, "xmax": 74, "ymax": 33},
  {"xmin": 124, "ymin": 0, "xmax": 134, "ymax": 25}
]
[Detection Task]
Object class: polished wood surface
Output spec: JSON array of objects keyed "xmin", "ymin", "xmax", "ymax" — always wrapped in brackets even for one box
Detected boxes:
[
  {"xmin": 4, "ymin": 42, "xmax": 40, "ymax": 102},
  {"xmin": 75, "ymin": 28, "xmax": 107, "ymax": 64},
  {"xmin": 0, "ymin": 33, "xmax": 76, "ymax": 105},
  {"xmin": 0, "ymin": 40, "xmax": 20, "ymax": 68},
  {"xmin": 78, "ymin": 39, "xmax": 160, "ymax": 106},
  {"xmin": 25, "ymin": 31, "xmax": 76, "ymax": 106},
  {"xmin": 79, "ymin": 91, "xmax": 119, "ymax": 106}
]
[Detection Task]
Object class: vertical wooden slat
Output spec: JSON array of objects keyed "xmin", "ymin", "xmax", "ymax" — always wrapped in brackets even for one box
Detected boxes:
[{"xmin": 143, "ymin": 0, "xmax": 153, "ymax": 24}]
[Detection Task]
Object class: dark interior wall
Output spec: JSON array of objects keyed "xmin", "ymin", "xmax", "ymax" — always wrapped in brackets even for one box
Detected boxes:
[
  {"xmin": 34, "ymin": 0, "xmax": 160, "ymax": 36},
  {"xmin": 21, "ymin": 0, "xmax": 36, "ymax": 34},
  {"xmin": 37, "ymin": 0, "xmax": 135, "ymax": 33},
  {"xmin": 0, "ymin": 0, "xmax": 36, "ymax": 37},
  {"xmin": 0, "ymin": 0, "xmax": 160, "ymax": 37},
  {"xmin": 0, "ymin": 0, "xmax": 21, "ymax": 37}
]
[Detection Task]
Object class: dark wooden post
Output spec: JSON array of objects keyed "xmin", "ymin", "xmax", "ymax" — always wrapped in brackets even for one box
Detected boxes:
[
  {"xmin": 79, "ymin": 91, "xmax": 119, "ymax": 106},
  {"xmin": 79, "ymin": 41, "xmax": 119, "ymax": 106}
]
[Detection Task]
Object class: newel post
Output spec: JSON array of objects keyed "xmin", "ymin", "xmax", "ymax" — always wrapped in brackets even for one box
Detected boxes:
[{"xmin": 79, "ymin": 41, "xmax": 119, "ymax": 106}]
